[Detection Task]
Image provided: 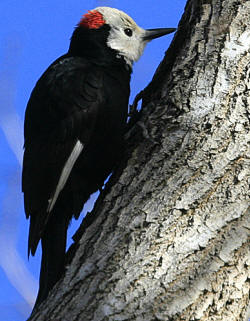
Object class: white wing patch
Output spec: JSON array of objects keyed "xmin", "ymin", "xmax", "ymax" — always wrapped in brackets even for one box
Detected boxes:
[{"xmin": 47, "ymin": 140, "xmax": 84, "ymax": 212}]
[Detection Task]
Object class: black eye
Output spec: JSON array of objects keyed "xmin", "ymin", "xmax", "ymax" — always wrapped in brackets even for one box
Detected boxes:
[{"xmin": 124, "ymin": 28, "xmax": 133, "ymax": 37}]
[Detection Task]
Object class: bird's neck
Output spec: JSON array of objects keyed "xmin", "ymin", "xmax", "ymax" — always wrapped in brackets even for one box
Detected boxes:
[{"xmin": 68, "ymin": 25, "xmax": 132, "ymax": 72}]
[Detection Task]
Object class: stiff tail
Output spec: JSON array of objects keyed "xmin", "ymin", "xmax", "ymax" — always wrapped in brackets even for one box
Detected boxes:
[{"xmin": 31, "ymin": 210, "xmax": 68, "ymax": 313}]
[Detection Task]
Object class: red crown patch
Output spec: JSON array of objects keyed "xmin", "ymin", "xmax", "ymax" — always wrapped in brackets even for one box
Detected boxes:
[{"xmin": 79, "ymin": 10, "xmax": 105, "ymax": 29}]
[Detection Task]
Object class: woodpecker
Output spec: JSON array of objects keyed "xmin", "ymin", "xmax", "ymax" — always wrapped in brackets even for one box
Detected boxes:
[{"xmin": 22, "ymin": 7, "xmax": 175, "ymax": 310}]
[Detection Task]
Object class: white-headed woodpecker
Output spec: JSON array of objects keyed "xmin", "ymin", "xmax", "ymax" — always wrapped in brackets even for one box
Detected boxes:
[{"xmin": 22, "ymin": 7, "xmax": 176, "ymax": 311}]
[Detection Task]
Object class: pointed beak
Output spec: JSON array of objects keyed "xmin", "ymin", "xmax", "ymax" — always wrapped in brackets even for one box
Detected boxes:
[{"xmin": 143, "ymin": 28, "xmax": 176, "ymax": 41}]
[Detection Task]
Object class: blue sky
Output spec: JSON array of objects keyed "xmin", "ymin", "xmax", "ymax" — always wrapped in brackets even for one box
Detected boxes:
[{"xmin": 0, "ymin": 1, "xmax": 186, "ymax": 320}]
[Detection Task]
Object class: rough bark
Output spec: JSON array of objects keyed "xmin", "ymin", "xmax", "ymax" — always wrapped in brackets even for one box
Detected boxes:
[{"xmin": 30, "ymin": 0, "xmax": 250, "ymax": 320}]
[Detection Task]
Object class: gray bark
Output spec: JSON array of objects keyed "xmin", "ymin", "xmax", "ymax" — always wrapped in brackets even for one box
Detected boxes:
[{"xmin": 30, "ymin": 0, "xmax": 250, "ymax": 320}]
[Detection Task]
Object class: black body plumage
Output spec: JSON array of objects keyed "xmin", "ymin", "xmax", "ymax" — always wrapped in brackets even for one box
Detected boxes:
[{"xmin": 22, "ymin": 23, "xmax": 131, "ymax": 310}]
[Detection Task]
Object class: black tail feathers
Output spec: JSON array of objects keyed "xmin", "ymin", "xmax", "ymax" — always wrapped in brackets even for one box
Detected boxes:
[{"xmin": 30, "ymin": 210, "xmax": 68, "ymax": 314}]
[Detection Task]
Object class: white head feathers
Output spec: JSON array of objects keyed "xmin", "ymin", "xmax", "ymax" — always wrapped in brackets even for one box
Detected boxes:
[{"xmin": 95, "ymin": 7, "xmax": 147, "ymax": 66}]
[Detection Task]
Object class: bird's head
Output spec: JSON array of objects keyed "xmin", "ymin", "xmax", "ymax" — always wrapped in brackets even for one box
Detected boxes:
[{"xmin": 73, "ymin": 7, "xmax": 176, "ymax": 67}]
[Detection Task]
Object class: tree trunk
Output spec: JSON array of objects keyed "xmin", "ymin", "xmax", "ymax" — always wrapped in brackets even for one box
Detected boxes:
[{"xmin": 30, "ymin": 0, "xmax": 250, "ymax": 320}]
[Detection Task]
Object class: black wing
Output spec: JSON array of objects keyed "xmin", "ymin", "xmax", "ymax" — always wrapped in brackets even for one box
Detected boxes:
[{"xmin": 22, "ymin": 56, "xmax": 104, "ymax": 256}]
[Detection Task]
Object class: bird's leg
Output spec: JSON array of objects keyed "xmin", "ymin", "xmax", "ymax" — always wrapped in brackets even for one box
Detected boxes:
[
  {"xmin": 128, "ymin": 90, "xmax": 144, "ymax": 117},
  {"xmin": 125, "ymin": 90, "xmax": 144, "ymax": 139},
  {"xmin": 125, "ymin": 90, "xmax": 158, "ymax": 145}
]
